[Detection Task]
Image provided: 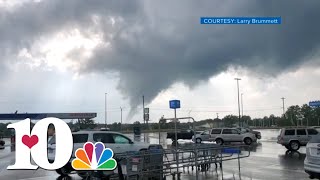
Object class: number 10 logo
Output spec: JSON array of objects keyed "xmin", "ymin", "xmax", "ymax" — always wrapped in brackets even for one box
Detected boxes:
[{"xmin": 7, "ymin": 118, "xmax": 73, "ymax": 170}]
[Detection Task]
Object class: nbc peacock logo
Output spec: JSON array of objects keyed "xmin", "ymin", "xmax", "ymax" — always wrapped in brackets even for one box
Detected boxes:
[{"xmin": 71, "ymin": 142, "xmax": 117, "ymax": 170}]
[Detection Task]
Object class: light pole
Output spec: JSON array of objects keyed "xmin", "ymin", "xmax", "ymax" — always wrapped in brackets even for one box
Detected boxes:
[
  {"xmin": 120, "ymin": 107, "xmax": 123, "ymax": 131},
  {"xmin": 235, "ymin": 78, "xmax": 241, "ymax": 127},
  {"xmin": 241, "ymin": 93, "xmax": 244, "ymax": 116},
  {"xmin": 105, "ymin": 93, "xmax": 107, "ymax": 128},
  {"xmin": 241, "ymin": 93, "xmax": 244, "ymax": 122},
  {"xmin": 281, "ymin": 97, "xmax": 285, "ymax": 117},
  {"xmin": 142, "ymin": 96, "xmax": 145, "ymax": 124}
]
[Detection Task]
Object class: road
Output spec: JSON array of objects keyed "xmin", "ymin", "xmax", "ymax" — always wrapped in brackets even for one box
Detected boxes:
[{"xmin": 0, "ymin": 129, "xmax": 311, "ymax": 180}]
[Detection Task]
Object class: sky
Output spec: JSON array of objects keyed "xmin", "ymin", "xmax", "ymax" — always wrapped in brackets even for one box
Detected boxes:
[{"xmin": 0, "ymin": 0, "xmax": 320, "ymax": 124}]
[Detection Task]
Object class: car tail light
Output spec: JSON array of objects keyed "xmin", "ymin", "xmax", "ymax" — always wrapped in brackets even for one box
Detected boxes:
[{"xmin": 307, "ymin": 143, "xmax": 320, "ymax": 157}]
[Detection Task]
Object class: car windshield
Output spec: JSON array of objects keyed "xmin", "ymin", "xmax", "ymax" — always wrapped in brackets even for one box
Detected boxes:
[
  {"xmin": 239, "ymin": 128, "xmax": 249, "ymax": 133},
  {"xmin": 202, "ymin": 130, "xmax": 210, "ymax": 135},
  {"xmin": 278, "ymin": 129, "xmax": 283, "ymax": 136}
]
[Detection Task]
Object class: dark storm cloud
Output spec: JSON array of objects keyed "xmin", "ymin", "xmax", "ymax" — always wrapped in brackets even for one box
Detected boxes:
[
  {"xmin": 84, "ymin": 0, "xmax": 320, "ymax": 109},
  {"xmin": 0, "ymin": 0, "xmax": 142, "ymax": 58},
  {"xmin": 1, "ymin": 0, "xmax": 320, "ymax": 114}
]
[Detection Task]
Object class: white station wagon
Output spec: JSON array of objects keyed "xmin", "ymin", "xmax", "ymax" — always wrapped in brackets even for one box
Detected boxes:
[
  {"xmin": 48, "ymin": 130, "xmax": 162, "ymax": 178},
  {"xmin": 304, "ymin": 134, "xmax": 320, "ymax": 179}
]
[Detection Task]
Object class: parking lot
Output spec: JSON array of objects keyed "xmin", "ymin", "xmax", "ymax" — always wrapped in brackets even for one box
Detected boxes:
[{"xmin": 0, "ymin": 129, "xmax": 311, "ymax": 180}]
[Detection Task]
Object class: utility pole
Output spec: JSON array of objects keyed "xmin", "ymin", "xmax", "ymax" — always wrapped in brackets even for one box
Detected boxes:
[
  {"xmin": 241, "ymin": 93, "xmax": 244, "ymax": 117},
  {"xmin": 235, "ymin": 78, "xmax": 241, "ymax": 127},
  {"xmin": 142, "ymin": 96, "xmax": 145, "ymax": 125},
  {"xmin": 120, "ymin": 107, "xmax": 123, "ymax": 131},
  {"xmin": 281, "ymin": 97, "xmax": 285, "ymax": 117},
  {"xmin": 142, "ymin": 95, "xmax": 145, "ymax": 142},
  {"xmin": 105, "ymin": 93, "xmax": 107, "ymax": 128}
]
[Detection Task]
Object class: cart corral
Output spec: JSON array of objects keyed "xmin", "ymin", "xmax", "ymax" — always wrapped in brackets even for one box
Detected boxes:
[{"xmin": 113, "ymin": 143, "xmax": 251, "ymax": 180}]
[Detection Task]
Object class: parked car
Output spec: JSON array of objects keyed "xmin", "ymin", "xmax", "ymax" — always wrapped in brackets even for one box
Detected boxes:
[
  {"xmin": 237, "ymin": 127, "xmax": 261, "ymax": 139},
  {"xmin": 167, "ymin": 129, "xmax": 199, "ymax": 141},
  {"xmin": 304, "ymin": 134, "xmax": 320, "ymax": 179},
  {"xmin": 277, "ymin": 127, "xmax": 319, "ymax": 151},
  {"xmin": 48, "ymin": 130, "xmax": 162, "ymax": 178},
  {"xmin": 192, "ymin": 128, "xmax": 257, "ymax": 145}
]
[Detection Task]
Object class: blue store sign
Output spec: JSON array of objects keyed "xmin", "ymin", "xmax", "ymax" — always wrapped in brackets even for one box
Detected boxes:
[{"xmin": 169, "ymin": 100, "xmax": 181, "ymax": 109}]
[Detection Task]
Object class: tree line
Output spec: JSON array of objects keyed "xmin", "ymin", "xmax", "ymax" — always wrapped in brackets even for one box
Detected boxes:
[{"xmin": 210, "ymin": 104, "xmax": 320, "ymax": 127}]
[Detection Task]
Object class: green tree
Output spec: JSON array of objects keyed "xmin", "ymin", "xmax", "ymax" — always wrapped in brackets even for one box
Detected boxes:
[
  {"xmin": 301, "ymin": 104, "xmax": 314, "ymax": 126},
  {"xmin": 79, "ymin": 119, "xmax": 96, "ymax": 130},
  {"xmin": 285, "ymin": 105, "xmax": 302, "ymax": 126},
  {"xmin": 110, "ymin": 122, "xmax": 121, "ymax": 131},
  {"xmin": 241, "ymin": 115, "xmax": 251, "ymax": 126},
  {"xmin": 0, "ymin": 123, "xmax": 12, "ymax": 137},
  {"xmin": 269, "ymin": 114, "xmax": 276, "ymax": 126},
  {"xmin": 222, "ymin": 115, "xmax": 239, "ymax": 127},
  {"xmin": 314, "ymin": 107, "xmax": 320, "ymax": 126}
]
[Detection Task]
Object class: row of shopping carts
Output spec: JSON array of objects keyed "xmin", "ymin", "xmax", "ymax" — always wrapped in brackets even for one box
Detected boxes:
[{"xmin": 114, "ymin": 143, "xmax": 251, "ymax": 180}]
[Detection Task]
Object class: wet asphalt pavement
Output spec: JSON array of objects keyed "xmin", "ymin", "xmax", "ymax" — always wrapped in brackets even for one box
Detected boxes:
[{"xmin": 0, "ymin": 129, "xmax": 311, "ymax": 180}]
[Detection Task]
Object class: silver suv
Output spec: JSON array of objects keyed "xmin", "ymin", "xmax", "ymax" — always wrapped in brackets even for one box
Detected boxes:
[
  {"xmin": 277, "ymin": 128, "xmax": 319, "ymax": 151},
  {"xmin": 192, "ymin": 128, "xmax": 257, "ymax": 145}
]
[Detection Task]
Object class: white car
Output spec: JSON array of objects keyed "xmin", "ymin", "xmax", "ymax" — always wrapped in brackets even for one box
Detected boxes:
[
  {"xmin": 48, "ymin": 130, "xmax": 162, "ymax": 178},
  {"xmin": 304, "ymin": 134, "xmax": 320, "ymax": 179},
  {"xmin": 192, "ymin": 128, "xmax": 257, "ymax": 145}
]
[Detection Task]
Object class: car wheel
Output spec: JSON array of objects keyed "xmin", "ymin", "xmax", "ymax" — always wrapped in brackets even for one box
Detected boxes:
[
  {"xmin": 215, "ymin": 138, "xmax": 224, "ymax": 145},
  {"xmin": 244, "ymin": 138, "xmax": 253, "ymax": 145},
  {"xmin": 196, "ymin": 138, "xmax": 202, "ymax": 143},
  {"xmin": 289, "ymin": 141, "xmax": 300, "ymax": 151},
  {"xmin": 56, "ymin": 166, "xmax": 71, "ymax": 176}
]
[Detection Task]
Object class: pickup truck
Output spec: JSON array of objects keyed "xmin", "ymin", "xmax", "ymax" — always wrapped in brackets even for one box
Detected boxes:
[{"xmin": 167, "ymin": 129, "xmax": 198, "ymax": 141}]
